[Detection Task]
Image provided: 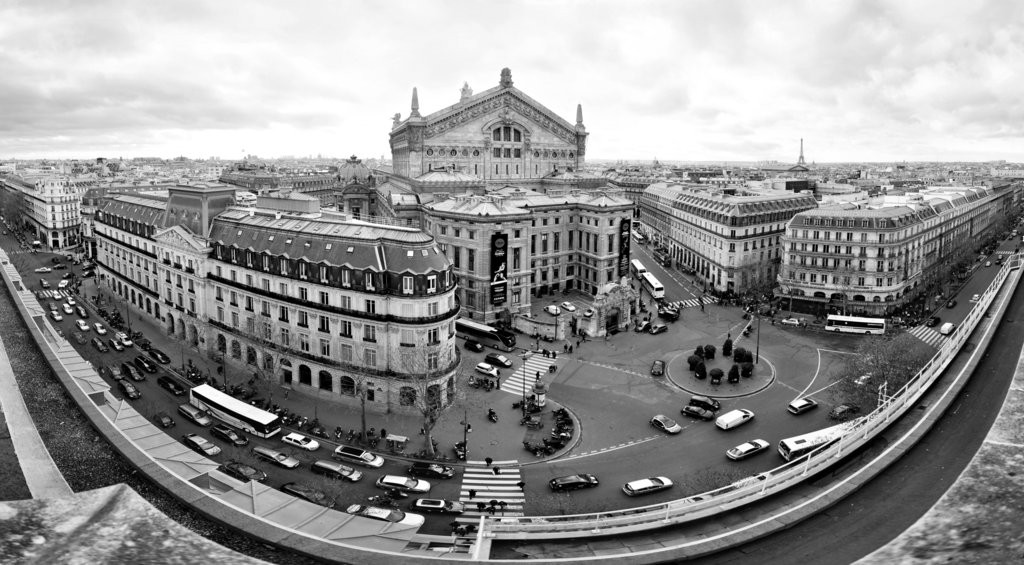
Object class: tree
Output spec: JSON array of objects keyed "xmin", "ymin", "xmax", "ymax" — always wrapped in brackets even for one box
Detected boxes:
[
  {"xmin": 703, "ymin": 344, "xmax": 716, "ymax": 360},
  {"xmin": 694, "ymin": 360, "xmax": 707, "ymax": 380},
  {"xmin": 709, "ymin": 368, "xmax": 724, "ymax": 382},
  {"xmin": 722, "ymin": 338, "xmax": 733, "ymax": 357},
  {"xmin": 246, "ymin": 319, "xmax": 280, "ymax": 413},
  {"xmin": 396, "ymin": 349, "xmax": 463, "ymax": 458},
  {"xmin": 694, "ymin": 345, "xmax": 705, "ymax": 359},
  {"xmin": 728, "ymin": 364, "xmax": 740, "ymax": 383},
  {"xmin": 740, "ymin": 362, "xmax": 754, "ymax": 378},
  {"xmin": 733, "ymin": 347, "xmax": 748, "ymax": 363},
  {"xmin": 829, "ymin": 333, "xmax": 932, "ymax": 409},
  {"xmin": 687, "ymin": 355, "xmax": 700, "ymax": 371}
]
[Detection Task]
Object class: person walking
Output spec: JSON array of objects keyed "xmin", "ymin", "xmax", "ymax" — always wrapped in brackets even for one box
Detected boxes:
[
  {"xmin": 468, "ymin": 489, "xmax": 477, "ymax": 499},
  {"xmin": 516, "ymin": 480, "xmax": 526, "ymax": 490},
  {"xmin": 485, "ymin": 456, "xmax": 493, "ymax": 467},
  {"xmin": 492, "ymin": 466, "xmax": 501, "ymax": 475}
]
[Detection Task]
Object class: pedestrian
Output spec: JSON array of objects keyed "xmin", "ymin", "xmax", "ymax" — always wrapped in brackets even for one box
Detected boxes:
[
  {"xmin": 488, "ymin": 505, "xmax": 496, "ymax": 515},
  {"xmin": 485, "ymin": 456, "xmax": 493, "ymax": 467},
  {"xmin": 449, "ymin": 521, "xmax": 460, "ymax": 531},
  {"xmin": 516, "ymin": 480, "xmax": 526, "ymax": 490},
  {"xmin": 468, "ymin": 489, "xmax": 477, "ymax": 499},
  {"xmin": 535, "ymin": 371, "xmax": 540, "ymax": 380},
  {"xmin": 568, "ymin": 345, "xmax": 573, "ymax": 354},
  {"xmin": 492, "ymin": 466, "xmax": 501, "ymax": 475},
  {"xmin": 476, "ymin": 502, "xmax": 486, "ymax": 512},
  {"xmin": 499, "ymin": 500, "xmax": 508, "ymax": 510},
  {"xmin": 419, "ymin": 427, "xmax": 425, "ymax": 435},
  {"xmin": 380, "ymin": 428, "xmax": 387, "ymax": 440},
  {"xmin": 489, "ymin": 499, "xmax": 498, "ymax": 508}
]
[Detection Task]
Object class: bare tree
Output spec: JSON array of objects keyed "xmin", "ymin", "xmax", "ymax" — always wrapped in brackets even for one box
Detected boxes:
[
  {"xmin": 394, "ymin": 349, "xmax": 465, "ymax": 458},
  {"xmin": 829, "ymin": 332, "xmax": 933, "ymax": 409}
]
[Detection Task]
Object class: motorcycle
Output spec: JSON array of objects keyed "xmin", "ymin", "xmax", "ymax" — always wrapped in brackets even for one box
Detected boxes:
[
  {"xmin": 453, "ymin": 441, "xmax": 467, "ymax": 460},
  {"xmin": 367, "ymin": 495, "xmax": 399, "ymax": 507},
  {"xmin": 487, "ymin": 409, "xmax": 498, "ymax": 423}
]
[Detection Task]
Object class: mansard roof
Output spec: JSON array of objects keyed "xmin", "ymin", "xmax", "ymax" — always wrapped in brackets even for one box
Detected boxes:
[{"xmin": 98, "ymin": 195, "xmax": 166, "ymax": 225}]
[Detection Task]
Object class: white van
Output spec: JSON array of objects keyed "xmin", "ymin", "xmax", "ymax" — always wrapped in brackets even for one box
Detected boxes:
[
  {"xmin": 939, "ymin": 322, "xmax": 955, "ymax": 336},
  {"xmin": 715, "ymin": 409, "xmax": 755, "ymax": 430}
]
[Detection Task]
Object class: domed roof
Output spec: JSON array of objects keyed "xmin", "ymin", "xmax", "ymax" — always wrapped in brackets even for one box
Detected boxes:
[{"xmin": 338, "ymin": 155, "xmax": 370, "ymax": 184}]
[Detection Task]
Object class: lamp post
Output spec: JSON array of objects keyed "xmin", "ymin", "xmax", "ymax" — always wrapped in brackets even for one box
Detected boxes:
[
  {"xmin": 461, "ymin": 407, "xmax": 469, "ymax": 460},
  {"xmin": 520, "ymin": 351, "xmax": 533, "ymax": 418},
  {"xmin": 755, "ymin": 314, "xmax": 761, "ymax": 364}
]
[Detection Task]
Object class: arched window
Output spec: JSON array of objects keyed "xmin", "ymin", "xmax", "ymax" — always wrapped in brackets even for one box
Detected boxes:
[
  {"xmin": 399, "ymin": 386, "xmax": 416, "ymax": 406},
  {"xmin": 298, "ymin": 364, "xmax": 312, "ymax": 385},
  {"xmin": 318, "ymin": 370, "xmax": 333, "ymax": 391},
  {"xmin": 216, "ymin": 334, "xmax": 226, "ymax": 353},
  {"xmin": 246, "ymin": 346, "xmax": 257, "ymax": 365},
  {"xmin": 339, "ymin": 375, "xmax": 355, "ymax": 396},
  {"xmin": 230, "ymin": 340, "xmax": 241, "ymax": 359},
  {"xmin": 490, "ymin": 126, "xmax": 524, "ymax": 163}
]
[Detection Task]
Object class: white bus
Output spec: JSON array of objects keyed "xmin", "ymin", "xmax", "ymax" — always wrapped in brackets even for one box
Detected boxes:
[
  {"xmin": 455, "ymin": 318, "xmax": 516, "ymax": 351},
  {"xmin": 640, "ymin": 271, "xmax": 665, "ymax": 300},
  {"xmin": 631, "ymin": 230, "xmax": 646, "ymax": 244},
  {"xmin": 778, "ymin": 423, "xmax": 852, "ymax": 462},
  {"xmin": 630, "ymin": 259, "xmax": 647, "ymax": 278},
  {"xmin": 825, "ymin": 314, "xmax": 886, "ymax": 335},
  {"xmin": 189, "ymin": 384, "xmax": 282, "ymax": 438}
]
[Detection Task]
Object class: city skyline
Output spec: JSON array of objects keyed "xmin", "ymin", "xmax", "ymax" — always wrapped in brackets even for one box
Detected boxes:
[{"xmin": 2, "ymin": 0, "xmax": 1022, "ymax": 163}]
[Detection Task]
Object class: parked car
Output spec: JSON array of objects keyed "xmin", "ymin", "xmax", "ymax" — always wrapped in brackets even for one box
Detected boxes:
[
  {"xmin": 34, "ymin": 267, "xmax": 51, "ymax": 273},
  {"xmin": 281, "ymin": 483, "xmax": 334, "ymax": 508},
  {"xmin": 75, "ymin": 319, "xmax": 89, "ymax": 332},
  {"xmin": 544, "ymin": 305, "xmax": 561, "ymax": 316},
  {"xmin": 560, "ymin": 301, "xmax": 577, "ymax": 312},
  {"xmin": 62, "ymin": 303, "xmax": 73, "ymax": 315},
  {"xmin": 583, "ymin": 308, "xmax": 595, "ymax": 318},
  {"xmin": 688, "ymin": 395, "xmax": 721, "ymax": 411},
  {"xmin": 333, "ymin": 445, "xmax": 385, "ymax": 468},
  {"xmin": 50, "ymin": 310, "xmax": 63, "ymax": 322},
  {"xmin": 780, "ymin": 317, "xmax": 803, "ymax": 326},
  {"xmin": 412, "ymin": 498, "xmax": 465, "ymax": 514},
  {"xmin": 218, "ymin": 460, "xmax": 267, "ymax": 483},
  {"xmin": 622, "ymin": 476, "xmax": 673, "ymax": 496},
  {"xmin": 484, "ymin": 353, "xmax": 512, "ymax": 368},
  {"xmin": 649, "ymin": 323, "xmax": 668, "ymax": 335},
  {"xmin": 182, "ymin": 433, "xmax": 221, "ymax": 457},
  {"xmin": 71, "ymin": 332, "xmax": 87, "ymax": 345},
  {"xmin": 407, "ymin": 462, "xmax": 455, "ymax": 479},
  {"xmin": 726, "ymin": 439, "xmax": 770, "ymax": 461},
  {"xmin": 681, "ymin": 405, "xmax": 716, "ymax": 421},
  {"xmin": 946, "ymin": 299, "xmax": 957, "ymax": 308},
  {"xmin": 108, "ymin": 338, "xmax": 124, "ymax": 352},
  {"xmin": 93, "ymin": 323, "xmax": 107, "ymax": 335},
  {"xmin": 650, "ymin": 360, "xmax": 665, "ymax": 376},
  {"xmin": 715, "ymin": 409, "xmax": 755, "ymax": 430},
  {"xmin": 252, "ymin": 446, "xmax": 301, "ymax": 469},
  {"xmin": 311, "ymin": 460, "xmax": 363, "ymax": 482},
  {"xmin": 475, "ymin": 362, "xmax": 499, "ymax": 378},
  {"xmin": 118, "ymin": 380, "xmax": 142, "ymax": 400},
  {"xmin": 211, "ymin": 424, "xmax": 249, "ymax": 447},
  {"xmin": 971, "ymin": 294, "xmax": 981, "ymax": 302},
  {"xmin": 120, "ymin": 363, "xmax": 144, "ymax": 382},
  {"xmin": 376, "ymin": 475, "xmax": 431, "ymax": 494},
  {"xmin": 548, "ymin": 474, "xmax": 599, "ymax": 492},
  {"xmin": 115, "ymin": 331, "xmax": 133, "ymax": 346},
  {"xmin": 134, "ymin": 355, "xmax": 158, "ymax": 374},
  {"xmin": 464, "ymin": 340, "xmax": 484, "ymax": 352},
  {"xmin": 925, "ymin": 316, "xmax": 940, "ymax": 328},
  {"xmin": 635, "ymin": 321, "xmax": 651, "ymax": 333},
  {"xmin": 657, "ymin": 307, "xmax": 679, "ymax": 321},
  {"xmin": 148, "ymin": 348, "xmax": 171, "ymax": 364},
  {"xmin": 787, "ymin": 397, "xmax": 819, "ymax": 415},
  {"xmin": 76, "ymin": 306, "xmax": 89, "ymax": 318},
  {"xmin": 281, "ymin": 432, "xmax": 320, "ymax": 451},
  {"xmin": 829, "ymin": 404, "xmax": 861, "ymax": 420},
  {"xmin": 159, "ymin": 376, "xmax": 187, "ymax": 396},
  {"xmin": 154, "ymin": 412, "xmax": 175, "ymax": 428},
  {"xmin": 650, "ymin": 415, "xmax": 682, "ymax": 434},
  {"xmin": 177, "ymin": 403, "xmax": 212, "ymax": 426},
  {"xmin": 345, "ymin": 505, "xmax": 424, "ymax": 527},
  {"xmin": 97, "ymin": 366, "xmax": 113, "ymax": 381}
]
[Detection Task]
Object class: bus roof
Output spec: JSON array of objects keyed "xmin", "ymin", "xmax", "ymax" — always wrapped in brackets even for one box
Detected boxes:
[
  {"xmin": 780, "ymin": 422, "xmax": 855, "ymax": 448},
  {"xmin": 192, "ymin": 384, "xmax": 278, "ymax": 425},
  {"xmin": 826, "ymin": 314, "xmax": 886, "ymax": 322},
  {"xmin": 455, "ymin": 318, "xmax": 500, "ymax": 331}
]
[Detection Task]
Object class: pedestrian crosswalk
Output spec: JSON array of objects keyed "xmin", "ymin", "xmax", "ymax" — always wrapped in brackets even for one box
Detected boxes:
[
  {"xmin": 906, "ymin": 324, "xmax": 944, "ymax": 348},
  {"xmin": 995, "ymin": 250, "xmax": 1015, "ymax": 256},
  {"xmin": 662, "ymin": 295, "xmax": 719, "ymax": 311},
  {"xmin": 455, "ymin": 464, "xmax": 525, "ymax": 524},
  {"xmin": 500, "ymin": 354, "xmax": 557, "ymax": 396}
]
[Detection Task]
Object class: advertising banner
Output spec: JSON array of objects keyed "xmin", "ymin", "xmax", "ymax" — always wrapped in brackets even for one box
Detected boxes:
[
  {"xmin": 617, "ymin": 218, "xmax": 631, "ymax": 278},
  {"xmin": 490, "ymin": 232, "xmax": 508, "ymax": 305}
]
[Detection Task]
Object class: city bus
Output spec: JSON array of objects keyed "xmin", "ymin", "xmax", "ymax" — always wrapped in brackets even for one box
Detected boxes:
[
  {"xmin": 640, "ymin": 271, "xmax": 665, "ymax": 300},
  {"xmin": 631, "ymin": 230, "xmax": 646, "ymax": 244},
  {"xmin": 630, "ymin": 259, "xmax": 647, "ymax": 278},
  {"xmin": 189, "ymin": 384, "xmax": 281, "ymax": 438},
  {"xmin": 778, "ymin": 423, "xmax": 853, "ymax": 462},
  {"xmin": 824, "ymin": 314, "xmax": 886, "ymax": 335},
  {"xmin": 455, "ymin": 318, "xmax": 516, "ymax": 352}
]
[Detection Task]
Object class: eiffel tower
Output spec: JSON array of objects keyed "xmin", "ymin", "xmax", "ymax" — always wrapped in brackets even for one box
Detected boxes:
[{"xmin": 797, "ymin": 138, "xmax": 806, "ymax": 166}]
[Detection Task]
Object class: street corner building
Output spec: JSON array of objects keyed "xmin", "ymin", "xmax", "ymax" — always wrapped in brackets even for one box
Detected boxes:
[{"xmin": 93, "ymin": 183, "xmax": 461, "ymax": 414}]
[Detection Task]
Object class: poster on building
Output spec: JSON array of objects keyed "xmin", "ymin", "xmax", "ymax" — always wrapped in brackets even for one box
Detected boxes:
[
  {"xmin": 490, "ymin": 232, "xmax": 508, "ymax": 305},
  {"xmin": 617, "ymin": 218, "xmax": 631, "ymax": 278}
]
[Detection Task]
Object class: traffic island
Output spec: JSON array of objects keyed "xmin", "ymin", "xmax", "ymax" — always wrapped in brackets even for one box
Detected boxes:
[{"xmin": 665, "ymin": 346, "xmax": 777, "ymax": 399}]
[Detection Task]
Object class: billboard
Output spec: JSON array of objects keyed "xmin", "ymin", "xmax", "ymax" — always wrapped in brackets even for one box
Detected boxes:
[
  {"xmin": 617, "ymin": 218, "xmax": 631, "ymax": 278},
  {"xmin": 490, "ymin": 232, "xmax": 508, "ymax": 305}
]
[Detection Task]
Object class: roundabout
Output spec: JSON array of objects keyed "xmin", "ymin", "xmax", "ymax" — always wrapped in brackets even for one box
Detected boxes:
[{"xmin": 665, "ymin": 347, "xmax": 778, "ymax": 399}]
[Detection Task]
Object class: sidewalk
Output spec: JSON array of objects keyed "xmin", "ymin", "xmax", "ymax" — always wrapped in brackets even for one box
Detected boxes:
[
  {"xmin": 92, "ymin": 277, "xmax": 570, "ymax": 466},
  {"xmin": 0, "ymin": 304, "xmax": 73, "ymax": 499}
]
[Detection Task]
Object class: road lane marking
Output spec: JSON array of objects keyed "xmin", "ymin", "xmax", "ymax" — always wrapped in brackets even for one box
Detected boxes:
[{"xmin": 556, "ymin": 435, "xmax": 662, "ymax": 463}]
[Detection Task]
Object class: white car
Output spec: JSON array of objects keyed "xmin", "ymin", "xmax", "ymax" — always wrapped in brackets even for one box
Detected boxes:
[
  {"xmin": 726, "ymin": 439, "xmax": 770, "ymax": 461},
  {"xmin": 346, "ymin": 504, "xmax": 424, "ymax": 527},
  {"xmin": 281, "ymin": 432, "xmax": 320, "ymax": 451},
  {"xmin": 58, "ymin": 280, "xmax": 69, "ymax": 289},
  {"xmin": 62, "ymin": 303, "xmax": 73, "ymax": 315},
  {"xmin": 75, "ymin": 319, "xmax": 90, "ymax": 332},
  {"xmin": 50, "ymin": 311, "xmax": 63, "ymax": 322},
  {"xmin": 650, "ymin": 415, "xmax": 682, "ymax": 434},
  {"xmin": 115, "ymin": 331, "xmax": 133, "ymax": 346},
  {"xmin": 622, "ymin": 476, "xmax": 674, "ymax": 496},
  {"xmin": 787, "ymin": 397, "xmax": 819, "ymax": 415},
  {"xmin": 34, "ymin": 267, "xmax": 51, "ymax": 273},
  {"xmin": 66, "ymin": 296, "xmax": 76, "ymax": 306},
  {"xmin": 544, "ymin": 305, "xmax": 561, "ymax": 316},
  {"xmin": 376, "ymin": 474, "xmax": 431, "ymax": 493},
  {"xmin": 560, "ymin": 301, "xmax": 577, "ymax": 312},
  {"xmin": 93, "ymin": 323, "xmax": 107, "ymax": 335},
  {"xmin": 779, "ymin": 317, "xmax": 803, "ymax": 326},
  {"xmin": 475, "ymin": 362, "xmax": 499, "ymax": 378},
  {"xmin": 583, "ymin": 308, "xmax": 595, "ymax": 318}
]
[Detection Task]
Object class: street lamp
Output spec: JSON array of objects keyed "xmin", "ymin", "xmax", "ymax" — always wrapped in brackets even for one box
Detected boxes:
[
  {"xmin": 755, "ymin": 314, "xmax": 761, "ymax": 364},
  {"xmin": 520, "ymin": 351, "xmax": 533, "ymax": 418},
  {"xmin": 461, "ymin": 407, "xmax": 469, "ymax": 460}
]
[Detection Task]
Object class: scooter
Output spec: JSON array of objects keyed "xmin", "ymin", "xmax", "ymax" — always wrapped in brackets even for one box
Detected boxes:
[{"xmin": 487, "ymin": 409, "xmax": 498, "ymax": 423}]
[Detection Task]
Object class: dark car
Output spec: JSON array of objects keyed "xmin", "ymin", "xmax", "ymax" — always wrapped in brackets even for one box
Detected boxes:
[
  {"xmin": 92, "ymin": 338, "xmax": 109, "ymax": 353},
  {"xmin": 925, "ymin": 316, "xmax": 940, "ymax": 328},
  {"xmin": 72, "ymin": 332, "xmax": 88, "ymax": 345},
  {"xmin": 134, "ymin": 355, "xmax": 158, "ymax": 373},
  {"xmin": 149, "ymin": 348, "xmax": 171, "ymax": 364},
  {"xmin": 688, "ymin": 395, "xmax": 721, "ymax": 411},
  {"xmin": 946, "ymin": 299, "xmax": 957, "ymax": 308},
  {"xmin": 121, "ymin": 362, "xmax": 145, "ymax": 382},
  {"xmin": 829, "ymin": 404, "xmax": 861, "ymax": 420},
  {"xmin": 157, "ymin": 375, "xmax": 186, "ymax": 396},
  {"xmin": 681, "ymin": 405, "xmax": 716, "ymax": 421},
  {"xmin": 211, "ymin": 423, "xmax": 249, "ymax": 447},
  {"xmin": 407, "ymin": 462, "xmax": 455, "ymax": 479},
  {"xmin": 635, "ymin": 320, "xmax": 651, "ymax": 333},
  {"xmin": 549, "ymin": 473, "xmax": 600, "ymax": 492},
  {"xmin": 219, "ymin": 460, "xmax": 267, "ymax": 483},
  {"xmin": 281, "ymin": 483, "xmax": 335, "ymax": 508},
  {"xmin": 650, "ymin": 360, "xmax": 665, "ymax": 376},
  {"xmin": 649, "ymin": 323, "xmax": 668, "ymax": 335},
  {"xmin": 484, "ymin": 353, "xmax": 513, "ymax": 368},
  {"xmin": 658, "ymin": 308, "xmax": 680, "ymax": 321},
  {"xmin": 53, "ymin": 263, "xmax": 66, "ymax": 270},
  {"xmin": 118, "ymin": 380, "xmax": 141, "ymax": 400},
  {"xmin": 154, "ymin": 412, "xmax": 176, "ymax": 428},
  {"xmin": 464, "ymin": 340, "xmax": 484, "ymax": 352},
  {"xmin": 76, "ymin": 306, "xmax": 89, "ymax": 318}
]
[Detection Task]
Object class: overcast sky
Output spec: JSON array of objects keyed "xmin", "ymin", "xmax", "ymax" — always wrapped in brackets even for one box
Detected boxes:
[{"xmin": 1, "ymin": 0, "xmax": 1022, "ymax": 163}]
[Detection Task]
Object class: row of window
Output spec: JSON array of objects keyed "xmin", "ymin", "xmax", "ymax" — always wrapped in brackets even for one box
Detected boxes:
[{"xmin": 788, "ymin": 270, "xmax": 899, "ymax": 288}]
